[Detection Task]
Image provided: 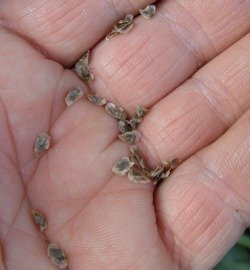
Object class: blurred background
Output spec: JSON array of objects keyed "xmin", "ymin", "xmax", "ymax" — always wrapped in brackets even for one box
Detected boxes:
[{"xmin": 215, "ymin": 229, "xmax": 250, "ymax": 270}]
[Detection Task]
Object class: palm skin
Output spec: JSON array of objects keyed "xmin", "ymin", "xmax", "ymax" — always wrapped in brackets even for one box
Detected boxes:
[{"xmin": 0, "ymin": 0, "xmax": 250, "ymax": 270}]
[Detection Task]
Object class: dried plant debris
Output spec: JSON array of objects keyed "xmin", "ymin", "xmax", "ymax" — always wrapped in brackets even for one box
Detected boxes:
[
  {"xmin": 48, "ymin": 243, "xmax": 68, "ymax": 270},
  {"xmin": 31, "ymin": 210, "xmax": 47, "ymax": 232},
  {"xmin": 75, "ymin": 50, "xmax": 94, "ymax": 82},
  {"xmin": 112, "ymin": 157, "xmax": 134, "ymax": 176},
  {"xmin": 128, "ymin": 167, "xmax": 152, "ymax": 184},
  {"xmin": 65, "ymin": 87, "xmax": 84, "ymax": 106},
  {"xmin": 87, "ymin": 94, "xmax": 107, "ymax": 106},
  {"xmin": 34, "ymin": 133, "xmax": 51, "ymax": 157},
  {"xmin": 139, "ymin": 5, "xmax": 156, "ymax": 19},
  {"xmin": 118, "ymin": 130, "xmax": 141, "ymax": 144},
  {"xmin": 135, "ymin": 105, "xmax": 148, "ymax": 119},
  {"xmin": 105, "ymin": 102, "xmax": 127, "ymax": 120},
  {"xmin": 106, "ymin": 14, "xmax": 134, "ymax": 40}
]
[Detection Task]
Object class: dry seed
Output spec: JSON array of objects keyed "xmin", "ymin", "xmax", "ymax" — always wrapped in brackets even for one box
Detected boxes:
[
  {"xmin": 65, "ymin": 87, "xmax": 84, "ymax": 106},
  {"xmin": 75, "ymin": 50, "xmax": 94, "ymax": 82},
  {"xmin": 34, "ymin": 133, "xmax": 51, "ymax": 157},
  {"xmin": 112, "ymin": 157, "xmax": 134, "ymax": 176},
  {"xmin": 106, "ymin": 14, "xmax": 134, "ymax": 40},
  {"xmin": 105, "ymin": 103, "xmax": 127, "ymax": 120},
  {"xmin": 48, "ymin": 243, "xmax": 68, "ymax": 270},
  {"xmin": 31, "ymin": 210, "xmax": 47, "ymax": 232},
  {"xmin": 135, "ymin": 105, "xmax": 148, "ymax": 119},
  {"xmin": 118, "ymin": 120, "xmax": 132, "ymax": 133},
  {"xmin": 163, "ymin": 158, "xmax": 179, "ymax": 170},
  {"xmin": 87, "ymin": 94, "xmax": 107, "ymax": 106},
  {"xmin": 139, "ymin": 5, "xmax": 156, "ymax": 19},
  {"xmin": 119, "ymin": 130, "xmax": 141, "ymax": 144},
  {"xmin": 129, "ymin": 146, "xmax": 147, "ymax": 169},
  {"xmin": 128, "ymin": 167, "xmax": 152, "ymax": 184},
  {"xmin": 129, "ymin": 117, "xmax": 142, "ymax": 129}
]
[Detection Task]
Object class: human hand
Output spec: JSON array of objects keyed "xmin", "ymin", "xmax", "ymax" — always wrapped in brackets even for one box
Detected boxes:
[{"xmin": 0, "ymin": 0, "xmax": 249, "ymax": 269}]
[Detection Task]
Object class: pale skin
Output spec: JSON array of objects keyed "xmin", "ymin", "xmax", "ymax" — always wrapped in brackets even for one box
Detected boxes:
[{"xmin": 0, "ymin": 0, "xmax": 249, "ymax": 269}]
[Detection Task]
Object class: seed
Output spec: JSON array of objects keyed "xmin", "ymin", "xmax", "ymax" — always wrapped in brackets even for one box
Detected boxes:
[
  {"xmin": 112, "ymin": 157, "xmax": 134, "ymax": 176},
  {"xmin": 75, "ymin": 50, "xmax": 94, "ymax": 82},
  {"xmin": 31, "ymin": 210, "xmax": 47, "ymax": 232},
  {"xmin": 105, "ymin": 103, "xmax": 127, "ymax": 120},
  {"xmin": 163, "ymin": 158, "xmax": 179, "ymax": 170},
  {"xmin": 118, "ymin": 120, "xmax": 132, "ymax": 133},
  {"xmin": 34, "ymin": 133, "xmax": 51, "ymax": 157},
  {"xmin": 87, "ymin": 94, "xmax": 107, "ymax": 106},
  {"xmin": 135, "ymin": 105, "xmax": 148, "ymax": 119},
  {"xmin": 48, "ymin": 243, "xmax": 68, "ymax": 270},
  {"xmin": 128, "ymin": 167, "xmax": 152, "ymax": 184},
  {"xmin": 118, "ymin": 130, "xmax": 141, "ymax": 144},
  {"xmin": 129, "ymin": 117, "xmax": 142, "ymax": 129},
  {"xmin": 106, "ymin": 14, "xmax": 134, "ymax": 40},
  {"xmin": 129, "ymin": 146, "xmax": 147, "ymax": 169},
  {"xmin": 65, "ymin": 87, "xmax": 84, "ymax": 106},
  {"xmin": 139, "ymin": 5, "xmax": 156, "ymax": 19}
]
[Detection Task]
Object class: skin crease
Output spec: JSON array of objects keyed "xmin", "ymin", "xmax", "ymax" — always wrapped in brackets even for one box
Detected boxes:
[{"xmin": 0, "ymin": 0, "xmax": 249, "ymax": 269}]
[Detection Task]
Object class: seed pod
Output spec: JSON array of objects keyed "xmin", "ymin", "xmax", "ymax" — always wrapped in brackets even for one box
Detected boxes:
[
  {"xmin": 129, "ymin": 117, "xmax": 142, "ymax": 129},
  {"xmin": 139, "ymin": 5, "xmax": 156, "ymax": 19},
  {"xmin": 31, "ymin": 210, "xmax": 47, "ymax": 232},
  {"xmin": 106, "ymin": 14, "xmax": 134, "ymax": 40},
  {"xmin": 65, "ymin": 87, "xmax": 84, "ymax": 106},
  {"xmin": 75, "ymin": 50, "xmax": 94, "ymax": 82},
  {"xmin": 118, "ymin": 130, "xmax": 141, "ymax": 144},
  {"xmin": 47, "ymin": 243, "xmax": 68, "ymax": 270},
  {"xmin": 87, "ymin": 94, "xmax": 107, "ymax": 106},
  {"xmin": 135, "ymin": 105, "xmax": 148, "ymax": 119},
  {"xmin": 105, "ymin": 103, "xmax": 127, "ymax": 120},
  {"xmin": 128, "ymin": 167, "xmax": 152, "ymax": 184},
  {"xmin": 112, "ymin": 157, "xmax": 134, "ymax": 176},
  {"xmin": 34, "ymin": 133, "xmax": 51, "ymax": 157},
  {"xmin": 118, "ymin": 120, "xmax": 132, "ymax": 134}
]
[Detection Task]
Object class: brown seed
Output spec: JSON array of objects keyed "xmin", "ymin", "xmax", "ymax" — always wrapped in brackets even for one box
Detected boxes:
[
  {"xmin": 34, "ymin": 133, "xmax": 51, "ymax": 157},
  {"xmin": 105, "ymin": 103, "xmax": 127, "ymax": 120},
  {"xmin": 48, "ymin": 243, "xmax": 68, "ymax": 270},
  {"xmin": 135, "ymin": 105, "xmax": 148, "ymax": 119},
  {"xmin": 31, "ymin": 210, "xmax": 47, "ymax": 232},
  {"xmin": 87, "ymin": 94, "xmax": 107, "ymax": 106},
  {"xmin": 112, "ymin": 157, "xmax": 134, "ymax": 176},
  {"xmin": 139, "ymin": 5, "xmax": 156, "ymax": 19},
  {"xmin": 163, "ymin": 158, "xmax": 179, "ymax": 170},
  {"xmin": 65, "ymin": 87, "xmax": 84, "ymax": 106},
  {"xmin": 106, "ymin": 14, "xmax": 134, "ymax": 40},
  {"xmin": 75, "ymin": 50, "xmax": 94, "ymax": 82},
  {"xmin": 118, "ymin": 120, "xmax": 132, "ymax": 133},
  {"xmin": 128, "ymin": 167, "xmax": 152, "ymax": 184},
  {"xmin": 119, "ymin": 130, "xmax": 141, "ymax": 144},
  {"xmin": 129, "ymin": 146, "xmax": 147, "ymax": 169},
  {"xmin": 129, "ymin": 117, "xmax": 142, "ymax": 129}
]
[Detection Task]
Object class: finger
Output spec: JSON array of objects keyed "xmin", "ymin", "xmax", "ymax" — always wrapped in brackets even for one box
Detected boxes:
[
  {"xmin": 90, "ymin": 0, "xmax": 250, "ymax": 112},
  {"xmin": 139, "ymin": 33, "xmax": 250, "ymax": 165},
  {"xmin": 0, "ymin": 0, "xmax": 155, "ymax": 65},
  {"xmin": 155, "ymin": 110, "xmax": 250, "ymax": 270}
]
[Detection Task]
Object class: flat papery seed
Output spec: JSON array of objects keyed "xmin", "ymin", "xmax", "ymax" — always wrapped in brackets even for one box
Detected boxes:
[
  {"xmin": 48, "ymin": 244, "xmax": 68, "ymax": 270},
  {"xmin": 139, "ymin": 5, "xmax": 156, "ymax": 19},
  {"xmin": 65, "ymin": 87, "xmax": 84, "ymax": 106},
  {"xmin": 31, "ymin": 210, "xmax": 47, "ymax": 232},
  {"xmin": 105, "ymin": 103, "xmax": 127, "ymax": 120},
  {"xmin": 87, "ymin": 94, "xmax": 107, "ymax": 106},
  {"xmin": 34, "ymin": 133, "xmax": 51, "ymax": 157},
  {"xmin": 130, "ymin": 117, "xmax": 142, "ymax": 129},
  {"xmin": 75, "ymin": 51, "xmax": 94, "ymax": 82},
  {"xmin": 135, "ymin": 105, "xmax": 149, "ymax": 118},
  {"xmin": 81, "ymin": 50, "xmax": 90, "ymax": 65},
  {"xmin": 118, "ymin": 130, "xmax": 141, "ymax": 144},
  {"xmin": 112, "ymin": 157, "xmax": 134, "ymax": 176},
  {"xmin": 118, "ymin": 120, "xmax": 132, "ymax": 133},
  {"xmin": 163, "ymin": 158, "xmax": 179, "ymax": 170},
  {"xmin": 128, "ymin": 167, "xmax": 152, "ymax": 184},
  {"xmin": 129, "ymin": 146, "xmax": 147, "ymax": 169}
]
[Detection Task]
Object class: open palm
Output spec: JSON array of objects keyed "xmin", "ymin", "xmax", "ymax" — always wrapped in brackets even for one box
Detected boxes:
[{"xmin": 0, "ymin": 1, "xmax": 249, "ymax": 269}]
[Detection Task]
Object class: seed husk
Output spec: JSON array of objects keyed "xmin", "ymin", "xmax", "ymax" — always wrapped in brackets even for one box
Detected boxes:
[
  {"xmin": 87, "ymin": 94, "xmax": 107, "ymax": 106},
  {"xmin": 129, "ymin": 117, "xmax": 142, "ymax": 129},
  {"xmin": 75, "ymin": 50, "xmax": 94, "ymax": 82},
  {"xmin": 128, "ymin": 167, "xmax": 152, "ymax": 184},
  {"xmin": 105, "ymin": 103, "xmax": 127, "ymax": 120},
  {"xmin": 31, "ymin": 210, "xmax": 47, "ymax": 232},
  {"xmin": 139, "ymin": 5, "xmax": 156, "ymax": 19},
  {"xmin": 48, "ymin": 243, "xmax": 68, "ymax": 270},
  {"xmin": 106, "ymin": 14, "xmax": 134, "ymax": 40},
  {"xmin": 135, "ymin": 105, "xmax": 148, "ymax": 119},
  {"xmin": 65, "ymin": 87, "xmax": 84, "ymax": 106},
  {"xmin": 112, "ymin": 157, "xmax": 134, "ymax": 176},
  {"xmin": 118, "ymin": 130, "xmax": 141, "ymax": 144},
  {"xmin": 34, "ymin": 133, "xmax": 51, "ymax": 157}
]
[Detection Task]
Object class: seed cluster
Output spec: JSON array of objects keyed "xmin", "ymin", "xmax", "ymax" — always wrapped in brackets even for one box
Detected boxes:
[{"xmin": 31, "ymin": 5, "xmax": 178, "ymax": 269}]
